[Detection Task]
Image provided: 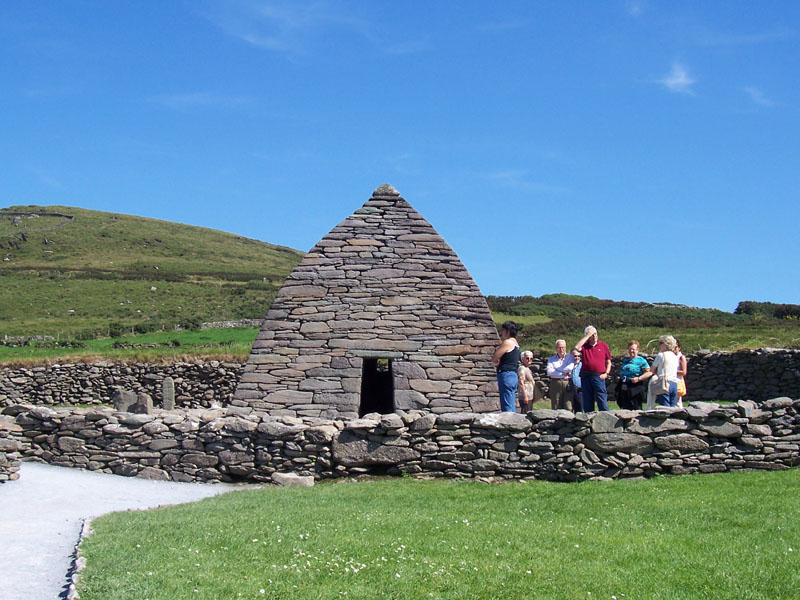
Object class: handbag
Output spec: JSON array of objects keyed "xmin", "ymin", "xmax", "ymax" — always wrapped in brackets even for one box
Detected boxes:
[
  {"xmin": 677, "ymin": 378, "xmax": 687, "ymax": 398},
  {"xmin": 651, "ymin": 353, "xmax": 671, "ymax": 395}
]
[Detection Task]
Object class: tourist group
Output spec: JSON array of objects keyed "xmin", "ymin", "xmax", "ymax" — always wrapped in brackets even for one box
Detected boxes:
[{"xmin": 493, "ymin": 322, "xmax": 688, "ymax": 414}]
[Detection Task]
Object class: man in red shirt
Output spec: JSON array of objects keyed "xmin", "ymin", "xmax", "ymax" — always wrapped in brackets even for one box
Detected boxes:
[{"xmin": 574, "ymin": 325, "xmax": 612, "ymax": 411}]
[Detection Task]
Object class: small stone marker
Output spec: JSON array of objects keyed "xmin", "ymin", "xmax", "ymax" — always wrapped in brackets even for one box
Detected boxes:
[
  {"xmin": 133, "ymin": 392, "xmax": 153, "ymax": 415},
  {"xmin": 272, "ymin": 472, "xmax": 314, "ymax": 487},
  {"xmin": 162, "ymin": 377, "xmax": 175, "ymax": 410},
  {"xmin": 112, "ymin": 389, "xmax": 137, "ymax": 412}
]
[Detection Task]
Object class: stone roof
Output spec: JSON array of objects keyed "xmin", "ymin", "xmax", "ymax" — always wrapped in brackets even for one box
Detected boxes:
[{"xmin": 232, "ymin": 184, "xmax": 500, "ymax": 419}]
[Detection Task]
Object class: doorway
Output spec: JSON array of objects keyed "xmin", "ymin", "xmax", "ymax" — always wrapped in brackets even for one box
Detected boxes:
[{"xmin": 359, "ymin": 358, "xmax": 394, "ymax": 416}]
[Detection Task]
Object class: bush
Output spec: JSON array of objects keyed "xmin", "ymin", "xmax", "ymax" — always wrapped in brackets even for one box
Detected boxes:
[
  {"xmin": 180, "ymin": 317, "xmax": 202, "ymax": 331},
  {"xmin": 108, "ymin": 322, "xmax": 126, "ymax": 338}
]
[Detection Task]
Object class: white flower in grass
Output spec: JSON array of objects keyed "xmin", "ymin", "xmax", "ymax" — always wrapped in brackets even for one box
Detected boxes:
[
  {"xmin": 395, "ymin": 573, "xmax": 401, "ymax": 578},
  {"xmin": 259, "ymin": 590, "xmax": 265, "ymax": 595}
]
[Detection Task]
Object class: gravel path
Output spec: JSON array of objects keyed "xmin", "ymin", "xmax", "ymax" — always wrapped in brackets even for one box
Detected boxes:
[{"xmin": 0, "ymin": 462, "xmax": 239, "ymax": 600}]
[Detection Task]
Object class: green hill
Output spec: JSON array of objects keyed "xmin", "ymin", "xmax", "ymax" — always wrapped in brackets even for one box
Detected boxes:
[
  {"xmin": 0, "ymin": 205, "xmax": 304, "ymax": 338},
  {"xmin": 487, "ymin": 294, "xmax": 800, "ymax": 354}
]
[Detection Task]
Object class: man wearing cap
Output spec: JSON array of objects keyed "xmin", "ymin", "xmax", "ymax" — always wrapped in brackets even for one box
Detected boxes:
[
  {"xmin": 574, "ymin": 325, "xmax": 612, "ymax": 411},
  {"xmin": 546, "ymin": 339, "xmax": 574, "ymax": 410}
]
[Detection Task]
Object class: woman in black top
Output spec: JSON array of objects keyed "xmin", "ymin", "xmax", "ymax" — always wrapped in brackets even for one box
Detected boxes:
[{"xmin": 493, "ymin": 321, "xmax": 520, "ymax": 412}]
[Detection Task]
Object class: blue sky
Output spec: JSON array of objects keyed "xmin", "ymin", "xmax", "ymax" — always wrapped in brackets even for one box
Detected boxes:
[{"xmin": 2, "ymin": 1, "xmax": 799, "ymax": 311}]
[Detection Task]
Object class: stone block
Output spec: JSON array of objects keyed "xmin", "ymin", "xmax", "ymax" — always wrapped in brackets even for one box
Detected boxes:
[
  {"xmin": 627, "ymin": 417, "xmax": 689, "ymax": 435},
  {"xmin": 653, "ymin": 434, "xmax": 709, "ymax": 452},
  {"xmin": 699, "ymin": 420, "xmax": 742, "ymax": 438},
  {"xmin": 584, "ymin": 433, "xmax": 654, "ymax": 455},
  {"xmin": 332, "ymin": 430, "xmax": 421, "ymax": 466},
  {"xmin": 394, "ymin": 390, "xmax": 429, "ymax": 410},
  {"xmin": 474, "ymin": 412, "xmax": 532, "ymax": 432},
  {"xmin": 112, "ymin": 389, "xmax": 137, "ymax": 412},
  {"xmin": 409, "ymin": 379, "xmax": 451, "ymax": 394},
  {"xmin": 591, "ymin": 412, "xmax": 624, "ymax": 433},
  {"xmin": 57, "ymin": 436, "xmax": 85, "ymax": 452},
  {"xmin": 273, "ymin": 472, "xmax": 315, "ymax": 487}
]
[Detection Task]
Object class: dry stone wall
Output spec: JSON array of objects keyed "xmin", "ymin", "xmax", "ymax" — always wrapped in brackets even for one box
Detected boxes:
[
  {"xmin": 1, "ymin": 349, "xmax": 797, "ymax": 412},
  {"xmin": 0, "ymin": 416, "xmax": 22, "ymax": 483},
  {"xmin": 6, "ymin": 397, "xmax": 798, "ymax": 484},
  {"xmin": 527, "ymin": 348, "xmax": 800, "ymax": 403},
  {"xmin": 9, "ymin": 353, "xmax": 787, "ymax": 406},
  {"xmin": 0, "ymin": 361, "xmax": 241, "ymax": 409}
]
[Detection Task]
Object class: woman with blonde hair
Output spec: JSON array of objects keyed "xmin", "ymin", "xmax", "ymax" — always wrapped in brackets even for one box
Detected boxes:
[
  {"xmin": 646, "ymin": 335, "xmax": 680, "ymax": 408},
  {"xmin": 517, "ymin": 350, "xmax": 536, "ymax": 413}
]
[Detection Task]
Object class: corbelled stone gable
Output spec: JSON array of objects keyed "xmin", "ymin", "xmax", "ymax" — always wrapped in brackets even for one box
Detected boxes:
[{"xmin": 233, "ymin": 184, "xmax": 500, "ymax": 419}]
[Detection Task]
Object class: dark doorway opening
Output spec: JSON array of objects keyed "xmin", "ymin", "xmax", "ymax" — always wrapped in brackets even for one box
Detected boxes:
[{"xmin": 359, "ymin": 358, "xmax": 394, "ymax": 416}]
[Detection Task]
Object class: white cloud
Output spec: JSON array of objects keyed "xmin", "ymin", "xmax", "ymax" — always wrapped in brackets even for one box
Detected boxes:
[
  {"xmin": 695, "ymin": 28, "xmax": 794, "ymax": 47},
  {"xmin": 148, "ymin": 92, "xmax": 252, "ymax": 110},
  {"xmin": 203, "ymin": 1, "xmax": 429, "ymax": 58},
  {"xmin": 28, "ymin": 167, "xmax": 63, "ymax": 189},
  {"xmin": 487, "ymin": 169, "xmax": 568, "ymax": 194},
  {"xmin": 626, "ymin": 1, "xmax": 646, "ymax": 17},
  {"xmin": 743, "ymin": 86, "xmax": 776, "ymax": 107},
  {"xmin": 657, "ymin": 62, "xmax": 696, "ymax": 95}
]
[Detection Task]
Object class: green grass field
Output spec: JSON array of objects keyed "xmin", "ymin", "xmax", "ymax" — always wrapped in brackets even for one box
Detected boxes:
[
  {"xmin": 77, "ymin": 470, "xmax": 800, "ymax": 600},
  {"xmin": 0, "ymin": 205, "xmax": 303, "ymax": 338}
]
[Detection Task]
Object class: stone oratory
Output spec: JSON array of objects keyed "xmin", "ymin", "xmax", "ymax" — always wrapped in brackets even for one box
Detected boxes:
[{"xmin": 232, "ymin": 184, "xmax": 500, "ymax": 419}]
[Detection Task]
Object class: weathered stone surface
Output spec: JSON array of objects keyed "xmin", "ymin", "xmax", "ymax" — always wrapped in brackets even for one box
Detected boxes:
[
  {"xmin": 332, "ymin": 430, "xmax": 421, "ymax": 466},
  {"xmin": 699, "ymin": 420, "xmax": 742, "ymax": 438},
  {"xmin": 258, "ymin": 422, "xmax": 306, "ymax": 437},
  {"xmin": 591, "ymin": 412, "xmax": 624, "ymax": 433},
  {"xmin": 474, "ymin": 412, "xmax": 532, "ymax": 432},
  {"xmin": 57, "ymin": 436, "xmax": 85, "ymax": 452},
  {"xmin": 305, "ymin": 425, "xmax": 339, "ymax": 443},
  {"xmin": 436, "ymin": 412, "xmax": 476, "ymax": 426},
  {"xmin": 627, "ymin": 417, "xmax": 689, "ymax": 435},
  {"xmin": 139, "ymin": 467, "xmax": 170, "ymax": 481},
  {"xmin": 762, "ymin": 397, "xmax": 793, "ymax": 410},
  {"xmin": 654, "ymin": 434, "xmax": 710, "ymax": 452},
  {"xmin": 409, "ymin": 380, "xmax": 452, "ymax": 394},
  {"xmin": 112, "ymin": 389, "xmax": 137, "ymax": 412},
  {"xmin": 162, "ymin": 377, "xmax": 175, "ymax": 411},
  {"xmin": 273, "ymin": 472, "xmax": 314, "ymax": 487},
  {"xmin": 394, "ymin": 390, "xmax": 429, "ymax": 410},
  {"xmin": 584, "ymin": 433, "xmax": 654, "ymax": 454}
]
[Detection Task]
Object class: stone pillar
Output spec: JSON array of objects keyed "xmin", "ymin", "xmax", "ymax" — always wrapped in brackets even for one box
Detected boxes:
[{"xmin": 162, "ymin": 377, "xmax": 175, "ymax": 411}]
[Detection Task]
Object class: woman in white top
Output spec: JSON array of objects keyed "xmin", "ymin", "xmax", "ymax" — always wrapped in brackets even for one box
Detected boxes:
[{"xmin": 646, "ymin": 335, "xmax": 680, "ymax": 408}]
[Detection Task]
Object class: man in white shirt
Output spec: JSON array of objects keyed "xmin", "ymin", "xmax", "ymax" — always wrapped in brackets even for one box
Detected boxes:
[{"xmin": 546, "ymin": 339, "xmax": 575, "ymax": 410}]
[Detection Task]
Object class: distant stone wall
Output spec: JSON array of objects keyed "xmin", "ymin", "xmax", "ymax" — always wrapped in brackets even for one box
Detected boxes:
[
  {"xmin": 529, "ymin": 348, "xmax": 800, "ymax": 404},
  {"xmin": 0, "ymin": 362, "xmax": 242, "ymax": 409},
  {"xmin": 6, "ymin": 397, "xmax": 798, "ymax": 483}
]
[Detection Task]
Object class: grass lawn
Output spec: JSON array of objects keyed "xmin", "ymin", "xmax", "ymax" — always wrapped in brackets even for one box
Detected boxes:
[
  {"xmin": 491, "ymin": 312, "xmax": 552, "ymax": 327},
  {"xmin": 77, "ymin": 470, "xmax": 800, "ymax": 600}
]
